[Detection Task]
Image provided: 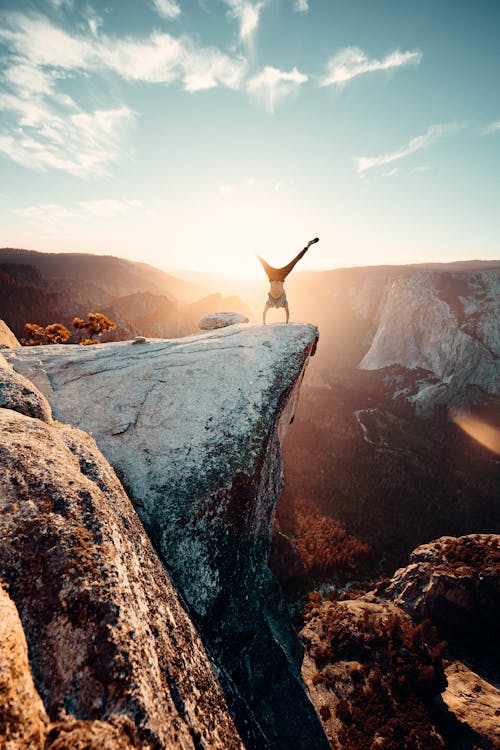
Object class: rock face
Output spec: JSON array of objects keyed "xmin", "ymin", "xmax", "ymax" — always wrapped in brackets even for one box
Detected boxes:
[
  {"xmin": 358, "ymin": 271, "xmax": 500, "ymax": 414},
  {"xmin": 5, "ymin": 324, "xmax": 327, "ymax": 749},
  {"xmin": 0, "ymin": 397, "xmax": 243, "ymax": 747},
  {"xmin": 377, "ymin": 534, "xmax": 500, "ymax": 649},
  {"xmin": 301, "ymin": 595, "xmax": 447, "ymax": 749},
  {"xmin": 0, "ymin": 318, "xmax": 20, "ymax": 347},
  {"xmin": 378, "ymin": 534, "xmax": 500, "ymax": 749}
]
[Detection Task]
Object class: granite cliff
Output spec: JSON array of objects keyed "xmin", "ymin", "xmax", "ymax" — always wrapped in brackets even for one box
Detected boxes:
[
  {"xmin": 3, "ymin": 324, "xmax": 328, "ymax": 749},
  {"xmin": 0, "ymin": 351, "xmax": 243, "ymax": 749}
]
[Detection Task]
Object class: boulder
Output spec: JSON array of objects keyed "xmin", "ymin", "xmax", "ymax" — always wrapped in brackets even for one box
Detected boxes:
[
  {"xmin": 0, "ymin": 318, "xmax": 20, "ymax": 348},
  {"xmin": 300, "ymin": 595, "xmax": 446, "ymax": 749},
  {"xmin": 4, "ymin": 324, "xmax": 327, "ymax": 750},
  {"xmin": 0, "ymin": 352, "xmax": 52, "ymax": 423},
  {"xmin": 0, "ymin": 407, "xmax": 243, "ymax": 749},
  {"xmin": 198, "ymin": 312, "xmax": 249, "ymax": 329},
  {"xmin": 377, "ymin": 534, "xmax": 500, "ymax": 647},
  {"xmin": 439, "ymin": 659, "xmax": 500, "ymax": 749}
]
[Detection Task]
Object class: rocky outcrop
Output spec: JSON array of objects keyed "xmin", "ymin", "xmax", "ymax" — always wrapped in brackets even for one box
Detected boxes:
[
  {"xmin": 0, "ymin": 585, "xmax": 142, "ymax": 749},
  {"xmin": 378, "ymin": 534, "xmax": 500, "ymax": 748},
  {"xmin": 377, "ymin": 534, "xmax": 500, "ymax": 648},
  {"xmin": 301, "ymin": 595, "xmax": 447, "ymax": 749},
  {"xmin": 358, "ymin": 271, "xmax": 500, "ymax": 414},
  {"xmin": 0, "ymin": 406, "xmax": 243, "ymax": 747},
  {"xmin": 0, "ymin": 318, "xmax": 19, "ymax": 347},
  {"xmin": 0, "ymin": 352, "xmax": 52, "ymax": 422},
  {"xmin": 5, "ymin": 324, "xmax": 327, "ymax": 749}
]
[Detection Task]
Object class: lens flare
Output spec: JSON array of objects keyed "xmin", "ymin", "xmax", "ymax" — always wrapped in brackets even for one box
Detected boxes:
[{"xmin": 451, "ymin": 410, "xmax": 500, "ymax": 456}]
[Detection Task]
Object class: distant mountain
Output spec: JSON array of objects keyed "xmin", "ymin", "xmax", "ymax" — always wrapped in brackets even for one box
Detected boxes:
[
  {"xmin": 0, "ymin": 248, "xmax": 251, "ymax": 341},
  {"xmin": 0, "ymin": 248, "xmax": 205, "ymax": 302}
]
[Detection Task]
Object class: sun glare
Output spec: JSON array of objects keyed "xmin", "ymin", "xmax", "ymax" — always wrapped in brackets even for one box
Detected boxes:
[{"xmin": 451, "ymin": 410, "xmax": 500, "ymax": 456}]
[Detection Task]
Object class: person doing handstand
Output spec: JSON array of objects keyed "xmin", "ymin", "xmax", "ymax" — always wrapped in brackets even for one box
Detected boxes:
[{"xmin": 257, "ymin": 237, "xmax": 319, "ymax": 324}]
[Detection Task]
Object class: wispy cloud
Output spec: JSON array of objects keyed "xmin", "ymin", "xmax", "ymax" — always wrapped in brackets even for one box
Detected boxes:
[
  {"xmin": 0, "ymin": 11, "xmax": 247, "ymax": 176},
  {"xmin": 294, "ymin": 0, "xmax": 309, "ymax": 12},
  {"xmin": 153, "ymin": 0, "xmax": 182, "ymax": 20},
  {"xmin": 11, "ymin": 198, "xmax": 143, "ymax": 227},
  {"xmin": 482, "ymin": 120, "xmax": 500, "ymax": 135},
  {"xmin": 321, "ymin": 46, "xmax": 421, "ymax": 87},
  {"xmin": 246, "ymin": 66, "xmax": 308, "ymax": 112},
  {"xmin": 222, "ymin": 0, "xmax": 267, "ymax": 44},
  {"xmin": 354, "ymin": 123, "xmax": 462, "ymax": 174},
  {"xmin": 0, "ymin": 103, "xmax": 136, "ymax": 177}
]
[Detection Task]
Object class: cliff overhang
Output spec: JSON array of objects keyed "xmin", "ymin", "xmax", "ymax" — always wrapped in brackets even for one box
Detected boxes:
[{"xmin": 5, "ymin": 324, "xmax": 327, "ymax": 749}]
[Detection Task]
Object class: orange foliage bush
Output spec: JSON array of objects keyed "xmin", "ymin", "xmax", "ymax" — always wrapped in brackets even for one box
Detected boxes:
[
  {"xmin": 73, "ymin": 313, "xmax": 116, "ymax": 344},
  {"xmin": 21, "ymin": 322, "xmax": 70, "ymax": 346}
]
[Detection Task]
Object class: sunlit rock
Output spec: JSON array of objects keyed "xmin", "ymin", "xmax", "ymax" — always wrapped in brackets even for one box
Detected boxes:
[
  {"xmin": 358, "ymin": 271, "xmax": 500, "ymax": 414},
  {"xmin": 198, "ymin": 312, "xmax": 249, "ymax": 329},
  {"xmin": 0, "ymin": 318, "xmax": 20, "ymax": 348}
]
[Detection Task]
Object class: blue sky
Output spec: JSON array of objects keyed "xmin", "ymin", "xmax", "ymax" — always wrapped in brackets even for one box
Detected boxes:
[{"xmin": 1, "ymin": 0, "xmax": 499, "ymax": 278}]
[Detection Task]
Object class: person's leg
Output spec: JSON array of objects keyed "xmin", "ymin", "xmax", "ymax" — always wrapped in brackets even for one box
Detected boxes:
[
  {"xmin": 284, "ymin": 302, "xmax": 290, "ymax": 324},
  {"xmin": 277, "ymin": 238, "xmax": 318, "ymax": 280},
  {"xmin": 263, "ymin": 302, "xmax": 270, "ymax": 324},
  {"xmin": 257, "ymin": 255, "xmax": 276, "ymax": 281}
]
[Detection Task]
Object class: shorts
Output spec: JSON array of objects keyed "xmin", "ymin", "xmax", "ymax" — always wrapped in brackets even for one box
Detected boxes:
[{"xmin": 267, "ymin": 292, "xmax": 287, "ymax": 309}]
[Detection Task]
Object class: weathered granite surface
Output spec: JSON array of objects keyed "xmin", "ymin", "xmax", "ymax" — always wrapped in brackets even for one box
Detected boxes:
[
  {"xmin": 0, "ymin": 352, "xmax": 52, "ymax": 422},
  {"xmin": 5, "ymin": 324, "xmax": 327, "ymax": 749},
  {"xmin": 0, "ymin": 407, "xmax": 243, "ymax": 749},
  {"xmin": 0, "ymin": 318, "xmax": 20, "ymax": 348}
]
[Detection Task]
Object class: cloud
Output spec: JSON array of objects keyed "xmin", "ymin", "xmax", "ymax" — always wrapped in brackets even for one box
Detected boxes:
[
  {"xmin": 321, "ymin": 46, "xmax": 421, "ymax": 87},
  {"xmin": 294, "ymin": 0, "xmax": 309, "ymax": 12},
  {"xmin": 246, "ymin": 65, "xmax": 308, "ymax": 112},
  {"xmin": 222, "ymin": 0, "xmax": 267, "ymax": 44},
  {"xmin": 76, "ymin": 199, "xmax": 143, "ymax": 216},
  {"xmin": 0, "ymin": 104, "xmax": 136, "ymax": 177},
  {"xmin": 0, "ymin": 11, "xmax": 246, "ymax": 175},
  {"xmin": 153, "ymin": 0, "xmax": 182, "ymax": 20},
  {"xmin": 482, "ymin": 120, "xmax": 500, "ymax": 135},
  {"xmin": 0, "ymin": 13, "xmax": 246, "ymax": 89},
  {"xmin": 382, "ymin": 168, "xmax": 399, "ymax": 177},
  {"xmin": 11, "ymin": 198, "xmax": 143, "ymax": 227},
  {"xmin": 354, "ymin": 122, "xmax": 462, "ymax": 174}
]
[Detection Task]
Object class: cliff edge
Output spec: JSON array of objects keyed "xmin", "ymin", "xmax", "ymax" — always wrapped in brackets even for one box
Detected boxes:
[{"xmin": 4, "ymin": 324, "xmax": 327, "ymax": 749}]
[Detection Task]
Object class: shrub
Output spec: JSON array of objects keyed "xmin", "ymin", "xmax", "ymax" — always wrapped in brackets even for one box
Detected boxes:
[
  {"xmin": 73, "ymin": 313, "xmax": 116, "ymax": 343},
  {"xmin": 21, "ymin": 322, "xmax": 70, "ymax": 346}
]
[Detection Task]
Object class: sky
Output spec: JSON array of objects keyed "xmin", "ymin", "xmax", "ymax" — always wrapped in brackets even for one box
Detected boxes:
[{"xmin": 1, "ymin": 0, "xmax": 499, "ymax": 279}]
